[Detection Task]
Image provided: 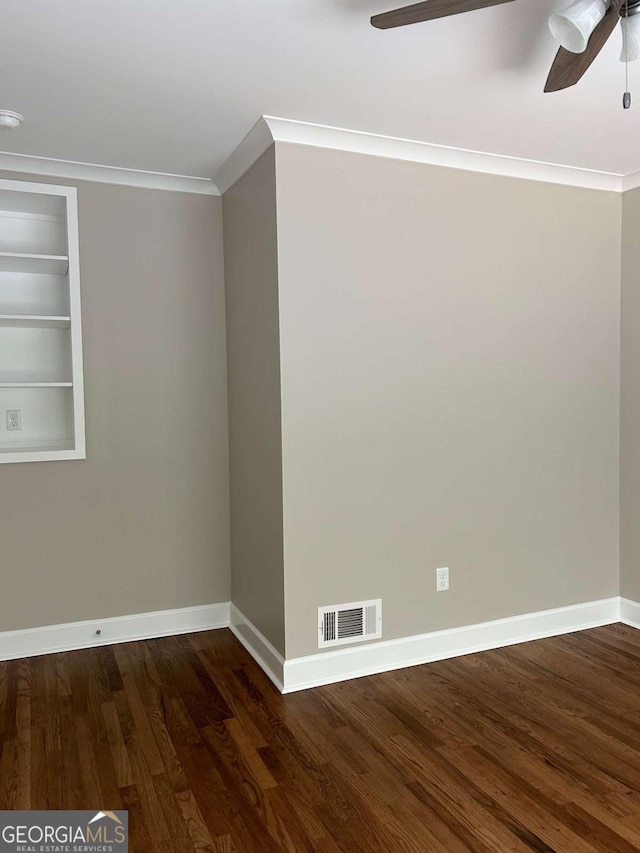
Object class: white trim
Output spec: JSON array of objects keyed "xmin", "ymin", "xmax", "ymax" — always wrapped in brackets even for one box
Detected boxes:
[
  {"xmin": 229, "ymin": 604, "xmax": 285, "ymax": 692},
  {"xmin": 2, "ymin": 596, "xmax": 634, "ymax": 692},
  {"xmin": 0, "ymin": 179, "xmax": 86, "ymax": 465},
  {"xmin": 214, "ymin": 116, "xmax": 626, "ymax": 194},
  {"xmin": 6, "ymin": 118, "xmax": 640, "ymax": 196},
  {"xmin": 4, "ymin": 118, "xmax": 638, "ymax": 196},
  {"xmin": 622, "ymin": 171, "xmax": 640, "ymax": 192},
  {"xmin": 0, "ymin": 448, "xmax": 85, "ymax": 465},
  {"xmin": 0, "ymin": 177, "xmax": 83, "ymax": 197},
  {"xmin": 620, "ymin": 597, "xmax": 640, "ymax": 628},
  {"xmin": 281, "ymin": 597, "xmax": 621, "ymax": 693},
  {"xmin": 214, "ymin": 118, "xmax": 275, "ymax": 194},
  {"xmin": 0, "ymin": 602, "xmax": 231, "ymax": 661},
  {"xmin": 65, "ymin": 184, "xmax": 86, "ymax": 460},
  {"xmin": 266, "ymin": 117, "xmax": 624, "ymax": 192},
  {"xmin": 0, "ymin": 151, "xmax": 219, "ymax": 196}
]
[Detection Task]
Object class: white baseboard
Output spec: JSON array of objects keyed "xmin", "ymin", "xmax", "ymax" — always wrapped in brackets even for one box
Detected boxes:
[
  {"xmin": 3, "ymin": 597, "xmax": 635, "ymax": 696},
  {"xmin": 229, "ymin": 604, "xmax": 285, "ymax": 692},
  {"xmin": 0, "ymin": 602, "xmax": 231, "ymax": 661},
  {"xmin": 620, "ymin": 597, "xmax": 640, "ymax": 629},
  {"xmin": 281, "ymin": 597, "xmax": 622, "ymax": 693}
]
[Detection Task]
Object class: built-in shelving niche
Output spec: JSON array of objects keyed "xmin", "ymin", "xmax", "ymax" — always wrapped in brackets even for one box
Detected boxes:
[{"xmin": 0, "ymin": 181, "xmax": 85, "ymax": 463}]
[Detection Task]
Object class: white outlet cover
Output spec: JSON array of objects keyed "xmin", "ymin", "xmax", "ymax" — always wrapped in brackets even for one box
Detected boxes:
[
  {"xmin": 6, "ymin": 409, "xmax": 21, "ymax": 431},
  {"xmin": 436, "ymin": 567, "xmax": 449, "ymax": 592}
]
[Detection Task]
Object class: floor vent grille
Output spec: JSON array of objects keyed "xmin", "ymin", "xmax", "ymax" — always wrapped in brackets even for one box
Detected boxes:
[{"xmin": 318, "ymin": 599, "xmax": 382, "ymax": 648}]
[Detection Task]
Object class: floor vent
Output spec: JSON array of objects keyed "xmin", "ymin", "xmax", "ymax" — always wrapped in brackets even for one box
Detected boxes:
[{"xmin": 318, "ymin": 599, "xmax": 382, "ymax": 649}]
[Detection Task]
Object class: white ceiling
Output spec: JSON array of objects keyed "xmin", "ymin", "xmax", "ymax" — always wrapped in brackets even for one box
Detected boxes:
[{"xmin": 2, "ymin": 0, "xmax": 640, "ymax": 179}]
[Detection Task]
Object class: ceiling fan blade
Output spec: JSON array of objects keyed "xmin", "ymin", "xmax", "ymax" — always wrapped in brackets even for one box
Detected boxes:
[
  {"xmin": 371, "ymin": 0, "xmax": 516, "ymax": 30},
  {"xmin": 544, "ymin": 0, "xmax": 624, "ymax": 92}
]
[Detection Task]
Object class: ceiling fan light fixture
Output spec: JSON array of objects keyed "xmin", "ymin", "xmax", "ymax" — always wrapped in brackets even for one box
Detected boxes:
[
  {"xmin": 548, "ymin": 0, "xmax": 609, "ymax": 53},
  {"xmin": 621, "ymin": 6, "xmax": 640, "ymax": 61}
]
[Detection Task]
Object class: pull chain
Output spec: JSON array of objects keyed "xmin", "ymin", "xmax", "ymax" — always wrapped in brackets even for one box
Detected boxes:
[{"xmin": 624, "ymin": 0, "xmax": 632, "ymax": 108}]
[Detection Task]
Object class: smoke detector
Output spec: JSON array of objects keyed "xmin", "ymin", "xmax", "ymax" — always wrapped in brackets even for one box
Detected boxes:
[{"xmin": 0, "ymin": 111, "xmax": 24, "ymax": 131}]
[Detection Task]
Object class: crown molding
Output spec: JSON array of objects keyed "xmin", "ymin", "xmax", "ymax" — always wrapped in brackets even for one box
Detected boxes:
[
  {"xmin": 623, "ymin": 170, "xmax": 640, "ymax": 192},
  {"xmin": 214, "ymin": 117, "xmax": 276, "ymax": 194},
  {"xmin": 215, "ymin": 115, "xmax": 626, "ymax": 194},
  {"xmin": 4, "ymin": 122, "xmax": 636, "ymax": 197},
  {"xmin": 0, "ymin": 150, "xmax": 220, "ymax": 195}
]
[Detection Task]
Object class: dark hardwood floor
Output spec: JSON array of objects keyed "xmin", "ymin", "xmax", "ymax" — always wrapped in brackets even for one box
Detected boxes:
[{"xmin": 5, "ymin": 625, "xmax": 640, "ymax": 851}]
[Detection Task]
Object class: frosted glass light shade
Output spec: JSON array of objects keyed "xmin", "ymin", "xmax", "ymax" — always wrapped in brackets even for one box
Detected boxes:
[
  {"xmin": 548, "ymin": 0, "xmax": 608, "ymax": 54},
  {"xmin": 621, "ymin": 12, "xmax": 640, "ymax": 62}
]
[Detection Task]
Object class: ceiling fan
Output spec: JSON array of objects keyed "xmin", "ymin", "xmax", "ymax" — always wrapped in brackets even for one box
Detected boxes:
[{"xmin": 371, "ymin": 0, "xmax": 640, "ymax": 93}]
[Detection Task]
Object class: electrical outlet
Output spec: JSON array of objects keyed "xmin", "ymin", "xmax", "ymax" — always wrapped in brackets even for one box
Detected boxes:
[
  {"xmin": 436, "ymin": 567, "xmax": 449, "ymax": 592},
  {"xmin": 6, "ymin": 410, "xmax": 21, "ymax": 431}
]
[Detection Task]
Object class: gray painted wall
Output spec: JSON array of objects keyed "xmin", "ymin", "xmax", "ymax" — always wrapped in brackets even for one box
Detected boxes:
[
  {"xmin": 3, "ymin": 147, "xmax": 625, "ymax": 663},
  {"xmin": 621, "ymin": 186, "xmax": 640, "ymax": 601},
  {"xmin": 275, "ymin": 144, "xmax": 621, "ymax": 658},
  {"xmin": 0, "ymin": 173, "xmax": 230, "ymax": 631},
  {"xmin": 223, "ymin": 148, "xmax": 286, "ymax": 654}
]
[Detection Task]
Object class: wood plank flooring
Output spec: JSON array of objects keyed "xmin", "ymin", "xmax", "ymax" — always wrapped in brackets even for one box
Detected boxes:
[{"xmin": 4, "ymin": 625, "xmax": 640, "ymax": 850}]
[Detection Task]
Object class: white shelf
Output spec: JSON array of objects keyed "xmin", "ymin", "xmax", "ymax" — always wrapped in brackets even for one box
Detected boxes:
[
  {"xmin": 0, "ymin": 440, "xmax": 73, "ymax": 454},
  {"xmin": 0, "ymin": 252, "xmax": 69, "ymax": 275},
  {"xmin": 0, "ymin": 179, "xmax": 85, "ymax": 464},
  {"xmin": 0, "ymin": 382, "xmax": 72, "ymax": 388},
  {"xmin": 0, "ymin": 314, "xmax": 71, "ymax": 329},
  {"xmin": 0, "ymin": 210, "xmax": 63, "ymax": 224},
  {"xmin": 0, "ymin": 188, "xmax": 66, "ymax": 218}
]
